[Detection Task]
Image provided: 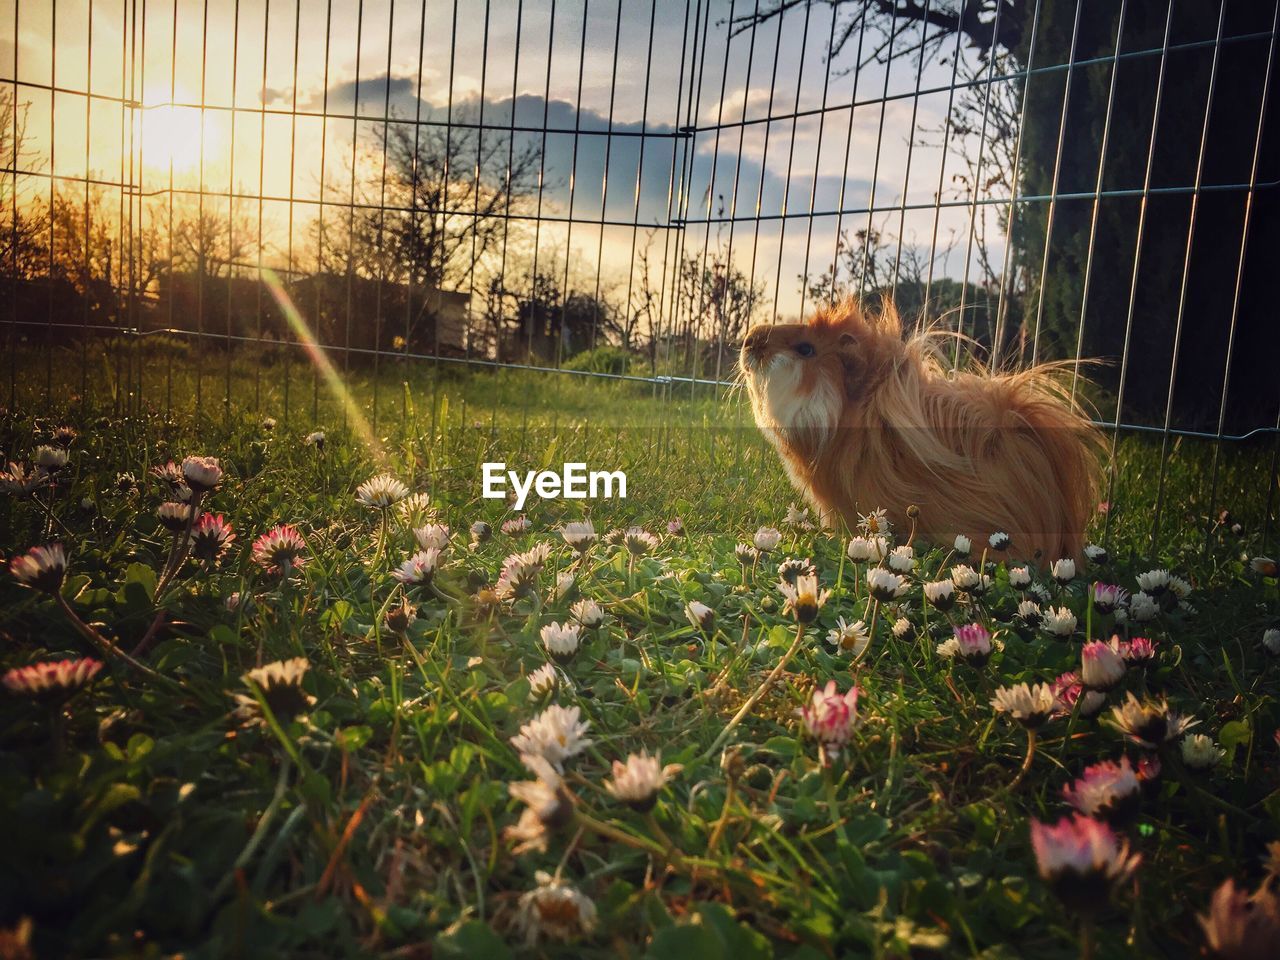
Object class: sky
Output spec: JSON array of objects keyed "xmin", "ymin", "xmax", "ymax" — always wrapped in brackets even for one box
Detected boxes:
[{"xmin": 3, "ymin": 0, "xmax": 1007, "ymax": 321}]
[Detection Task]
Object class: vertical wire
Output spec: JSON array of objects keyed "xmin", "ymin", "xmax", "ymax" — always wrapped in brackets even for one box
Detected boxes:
[
  {"xmin": 553, "ymin": 0, "xmax": 591, "ymax": 371},
  {"xmin": 491, "ymin": 0, "xmax": 523, "ymax": 368},
  {"xmin": 402, "ymin": 0, "xmax": 428, "ymax": 425},
  {"xmin": 82, "ymin": 0, "xmax": 96, "ymax": 409},
  {"xmin": 342, "ymin": 0, "xmax": 364, "ymax": 425},
  {"xmin": 224, "ymin": 0, "xmax": 240, "ymax": 424},
  {"xmin": 195, "ymin": 0, "xmax": 209, "ymax": 419},
  {"xmin": 314, "ymin": 0, "xmax": 333, "ymax": 423},
  {"xmin": 114, "ymin": 0, "xmax": 126, "ymax": 413},
  {"xmin": 920, "ymin": 11, "xmax": 964, "ymax": 322},
  {"xmin": 989, "ymin": 0, "xmax": 1043, "ymax": 367},
  {"xmin": 1028, "ymin": 0, "xmax": 1084, "ymax": 368},
  {"xmin": 283, "ymin": 0, "xmax": 302, "ymax": 426},
  {"xmin": 692, "ymin": 0, "xmax": 740, "ymax": 391},
  {"xmin": 1149, "ymin": 0, "xmax": 1228, "ymax": 551},
  {"xmin": 1206, "ymin": 1, "xmax": 1277, "ymax": 544},
  {"xmin": 253, "ymin": 0, "xmax": 271, "ymax": 414},
  {"xmin": 524, "ymin": 0, "xmax": 557, "ymax": 362},
  {"xmin": 1265, "ymin": 405, "xmax": 1280, "ymax": 552},
  {"xmin": 45, "ymin": 0, "xmax": 55, "ymax": 406},
  {"xmin": 587, "ymin": 0, "xmax": 623, "ymax": 354},
  {"xmin": 435, "ymin": 0, "xmax": 459, "ymax": 373},
  {"xmin": 131, "ymin": 0, "xmax": 144, "ymax": 411},
  {"xmin": 164, "ymin": 0, "xmax": 176, "ymax": 417},
  {"xmin": 619, "ymin": 0, "xmax": 657, "ymax": 371},
  {"xmin": 7, "ymin": 0, "xmax": 17, "ymax": 410},
  {"xmin": 768, "ymin": 0, "xmax": 812, "ymax": 324},
  {"xmin": 889, "ymin": 0, "xmax": 930, "ymax": 296},
  {"xmin": 464, "ymin": 0, "xmax": 492, "ymax": 368},
  {"xmin": 1101, "ymin": 0, "xmax": 1176, "ymax": 548},
  {"xmin": 742, "ymin": 1, "xmax": 785, "ymax": 324},
  {"xmin": 827, "ymin": 4, "xmax": 870, "ymax": 305},
  {"xmin": 952, "ymin": 0, "xmax": 1004, "ymax": 368},
  {"xmin": 1069, "ymin": 0, "xmax": 1127, "ymax": 404},
  {"xmin": 856, "ymin": 2, "xmax": 896, "ymax": 301},
  {"xmin": 370, "ymin": 0, "xmax": 396, "ymax": 434},
  {"xmin": 795, "ymin": 2, "xmax": 838, "ymax": 323}
]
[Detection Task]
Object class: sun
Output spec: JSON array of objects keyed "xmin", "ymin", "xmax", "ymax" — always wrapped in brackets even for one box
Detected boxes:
[{"xmin": 139, "ymin": 104, "xmax": 216, "ymax": 177}]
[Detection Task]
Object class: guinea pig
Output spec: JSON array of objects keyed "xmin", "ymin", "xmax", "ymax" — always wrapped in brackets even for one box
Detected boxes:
[{"xmin": 740, "ymin": 298, "xmax": 1103, "ymax": 563}]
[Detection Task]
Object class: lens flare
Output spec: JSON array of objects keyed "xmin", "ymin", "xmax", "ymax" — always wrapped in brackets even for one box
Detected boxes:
[{"xmin": 259, "ymin": 268, "xmax": 385, "ymax": 463}]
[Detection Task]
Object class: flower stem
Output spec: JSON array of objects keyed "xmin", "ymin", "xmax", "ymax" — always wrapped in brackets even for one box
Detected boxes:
[
  {"xmin": 1006, "ymin": 727, "xmax": 1037, "ymax": 793},
  {"xmin": 701, "ymin": 621, "xmax": 806, "ymax": 762}
]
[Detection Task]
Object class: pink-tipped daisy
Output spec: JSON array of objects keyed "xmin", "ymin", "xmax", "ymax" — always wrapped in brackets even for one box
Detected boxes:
[
  {"xmin": 798, "ymin": 680, "xmax": 862, "ymax": 754},
  {"xmin": 1062, "ymin": 756, "xmax": 1142, "ymax": 824},
  {"xmin": 1031, "ymin": 814, "xmax": 1141, "ymax": 913},
  {"xmin": 191, "ymin": 513, "xmax": 236, "ymax": 562},
  {"xmin": 251, "ymin": 524, "xmax": 308, "ymax": 576},
  {"xmin": 3, "ymin": 658, "xmax": 103, "ymax": 697},
  {"xmin": 9, "ymin": 544, "xmax": 67, "ymax": 593}
]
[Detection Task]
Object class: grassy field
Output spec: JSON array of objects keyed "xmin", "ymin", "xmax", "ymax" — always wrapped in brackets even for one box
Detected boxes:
[{"xmin": 2, "ymin": 343, "xmax": 1279, "ymax": 958}]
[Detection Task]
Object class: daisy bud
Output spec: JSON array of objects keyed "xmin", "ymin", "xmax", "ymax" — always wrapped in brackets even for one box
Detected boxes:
[
  {"xmin": 1061, "ymin": 756, "xmax": 1142, "ymax": 825},
  {"xmin": 887, "ymin": 545, "xmax": 915, "ymax": 573},
  {"xmin": 1250, "ymin": 556, "xmax": 1278, "ymax": 578},
  {"xmin": 527, "ymin": 663, "xmax": 561, "ymax": 697},
  {"xmin": 624, "ymin": 526, "xmax": 659, "ymax": 556},
  {"xmin": 570, "ymin": 598, "xmax": 606, "ymax": 629},
  {"xmin": 2, "ymin": 657, "xmax": 103, "ymax": 698},
  {"xmin": 991, "ymin": 682, "xmax": 1058, "ymax": 729},
  {"xmin": 666, "ymin": 518, "xmax": 685, "ymax": 537},
  {"xmin": 826, "ymin": 616, "xmax": 870, "ymax": 656},
  {"xmin": 605, "ymin": 750, "xmax": 682, "ymax": 812},
  {"xmin": 846, "ymin": 536, "xmax": 885, "ymax": 563},
  {"xmin": 470, "ymin": 520, "xmax": 493, "ymax": 544},
  {"xmin": 1084, "ymin": 543, "xmax": 1109, "ymax": 565},
  {"xmin": 9, "ymin": 544, "xmax": 67, "ymax": 593},
  {"xmin": 391, "ymin": 549, "xmax": 439, "ymax": 586},
  {"xmin": 685, "ymin": 600, "xmax": 715, "ymax": 634},
  {"xmin": 1030, "ymin": 815, "xmax": 1141, "ymax": 914},
  {"xmin": 1041, "ymin": 606, "xmax": 1078, "ymax": 639},
  {"xmin": 950, "ymin": 564, "xmax": 980, "ymax": 591},
  {"xmin": 232, "ymin": 658, "xmax": 316, "ymax": 725},
  {"xmin": 777, "ymin": 557, "xmax": 816, "ymax": 586},
  {"xmin": 1051, "ymin": 558, "xmax": 1076, "ymax": 584},
  {"xmin": 304, "ymin": 430, "xmax": 326, "ymax": 450},
  {"xmin": 181, "ymin": 455, "xmax": 222, "ymax": 493},
  {"xmin": 1081, "ymin": 641, "xmax": 1126, "ymax": 692},
  {"xmin": 190, "ymin": 513, "xmax": 236, "ymax": 562},
  {"xmin": 1264, "ymin": 628, "xmax": 1280, "ymax": 656},
  {"xmin": 560, "ymin": 520, "xmax": 597, "ymax": 553},
  {"xmin": 515, "ymin": 871, "xmax": 597, "ymax": 946},
  {"xmin": 923, "ymin": 579, "xmax": 956, "ymax": 611},
  {"xmin": 866, "ymin": 567, "xmax": 906, "ymax": 602},
  {"xmin": 540, "ymin": 621, "xmax": 582, "ymax": 664},
  {"xmin": 948, "ymin": 623, "xmax": 993, "ymax": 667},
  {"xmin": 797, "ymin": 680, "xmax": 862, "ymax": 753},
  {"xmin": 953, "ymin": 534, "xmax": 972, "ymax": 556},
  {"xmin": 156, "ymin": 501, "xmax": 195, "ymax": 532},
  {"xmin": 781, "ymin": 573, "xmax": 831, "ymax": 623},
  {"xmin": 1008, "ymin": 565, "xmax": 1032, "ymax": 589},
  {"xmin": 753, "ymin": 526, "xmax": 782, "ymax": 552},
  {"xmin": 34, "ymin": 445, "xmax": 68, "ymax": 472},
  {"xmin": 988, "ymin": 531, "xmax": 1011, "ymax": 551},
  {"xmin": 1180, "ymin": 734, "xmax": 1225, "ymax": 770},
  {"xmin": 735, "ymin": 542, "xmax": 759, "ymax": 566}
]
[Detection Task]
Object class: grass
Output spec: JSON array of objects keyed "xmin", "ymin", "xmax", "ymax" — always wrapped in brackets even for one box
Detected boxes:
[{"xmin": 1, "ymin": 343, "xmax": 1279, "ymax": 958}]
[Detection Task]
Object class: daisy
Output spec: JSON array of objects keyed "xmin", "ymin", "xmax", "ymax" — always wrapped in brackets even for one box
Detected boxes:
[
  {"xmin": 1181, "ymin": 734, "xmax": 1225, "ymax": 770},
  {"xmin": 469, "ymin": 520, "xmax": 493, "ymax": 544},
  {"xmin": 413, "ymin": 523, "xmax": 450, "ymax": 552},
  {"xmin": 1030, "ymin": 815, "xmax": 1141, "ymax": 913},
  {"xmin": 34, "ymin": 445, "xmax": 68, "ymax": 472},
  {"xmin": 923, "ymin": 579, "xmax": 956, "ymax": 611},
  {"xmin": 2, "ymin": 461, "xmax": 51, "ymax": 495},
  {"xmin": 826, "ymin": 617, "xmax": 870, "ymax": 657},
  {"xmin": 496, "ymin": 554, "xmax": 539, "ymax": 600},
  {"xmin": 666, "ymin": 518, "xmax": 685, "ymax": 537},
  {"xmin": 9, "ymin": 544, "xmax": 67, "ymax": 593},
  {"xmin": 988, "ymin": 531, "xmax": 1011, "ymax": 551},
  {"xmin": 1118, "ymin": 636, "xmax": 1158, "ymax": 667},
  {"xmin": 944, "ymin": 623, "xmax": 993, "ymax": 667},
  {"xmin": 181, "ymin": 455, "xmax": 222, "ymax": 493},
  {"xmin": 150, "ymin": 460, "xmax": 184, "ymax": 486},
  {"xmin": 507, "ymin": 753, "xmax": 573, "ymax": 854},
  {"xmin": 514, "ymin": 871, "xmax": 597, "ymax": 946},
  {"xmin": 605, "ymin": 750, "xmax": 682, "ymax": 812},
  {"xmin": 847, "ymin": 536, "xmax": 888, "ymax": 562},
  {"xmin": 623, "ymin": 527, "xmax": 659, "ymax": 555},
  {"xmin": 510, "ymin": 704, "xmax": 592, "ymax": 770},
  {"xmin": 527, "ymin": 663, "xmax": 562, "ymax": 697},
  {"xmin": 1052, "ymin": 672, "xmax": 1108, "ymax": 718},
  {"xmin": 858, "ymin": 509, "xmax": 891, "ymax": 537},
  {"xmin": 553, "ymin": 571, "xmax": 577, "ymax": 601},
  {"xmin": 260, "ymin": 417, "xmax": 276, "ymax": 431},
  {"xmin": 797, "ymin": 680, "xmax": 862, "ymax": 752},
  {"xmin": 502, "ymin": 515, "xmax": 531, "ymax": 536},
  {"xmin": 1081, "ymin": 641, "xmax": 1126, "ymax": 692},
  {"xmin": 780, "ymin": 573, "xmax": 830, "ymax": 623},
  {"xmin": 1198, "ymin": 879, "xmax": 1280, "ymax": 960},
  {"xmin": 540, "ymin": 621, "xmax": 582, "ymax": 664},
  {"xmin": 1017, "ymin": 599, "xmax": 1043, "ymax": 627},
  {"xmin": 1136, "ymin": 569, "xmax": 1172, "ymax": 595},
  {"xmin": 950, "ymin": 564, "xmax": 981, "ymax": 591},
  {"xmin": 735, "ymin": 543, "xmax": 760, "ymax": 566},
  {"xmin": 190, "ymin": 513, "xmax": 236, "ymax": 562},
  {"xmin": 866, "ymin": 567, "xmax": 906, "ymax": 602},
  {"xmin": 560, "ymin": 520, "xmax": 597, "ymax": 553},
  {"xmin": 251, "ymin": 524, "xmax": 308, "ymax": 576},
  {"xmin": 990, "ymin": 682, "xmax": 1058, "ymax": 729},
  {"xmin": 887, "ymin": 545, "xmax": 915, "ymax": 573},
  {"xmin": 777, "ymin": 557, "xmax": 816, "ymax": 586},
  {"xmin": 570, "ymin": 598, "xmax": 606, "ymax": 629},
  {"xmin": 1051, "ymin": 558, "xmax": 1076, "ymax": 584},
  {"xmin": 1084, "ymin": 543, "xmax": 1109, "ymax": 565},
  {"xmin": 355, "ymin": 474, "xmax": 408, "ymax": 509},
  {"xmin": 891, "ymin": 616, "xmax": 914, "ymax": 640},
  {"xmin": 785, "ymin": 504, "xmax": 811, "ymax": 527},
  {"xmin": 953, "ymin": 534, "xmax": 972, "ymax": 556},
  {"xmin": 398, "ymin": 492, "xmax": 432, "ymax": 523},
  {"xmin": 1008, "ymin": 566, "xmax": 1032, "ymax": 589},
  {"xmin": 1128, "ymin": 592, "xmax": 1159, "ymax": 622},
  {"xmin": 3, "ymin": 658, "xmax": 103, "ymax": 697},
  {"xmin": 685, "ymin": 600, "xmax": 715, "ymax": 633},
  {"xmin": 1109, "ymin": 693, "xmax": 1198, "ymax": 749},
  {"xmin": 51, "ymin": 425, "xmax": 78, "ymax": 447},
  {"xmin": 1264, "ymin": 628, "xmax": 1280, "ymax": 656},
  {"xmin": 1062, "ymin": 757, "xmax": 1142, "ymax": 824},
  {"xmin": 391, "ymin": 549, "xmax": 439, "ymax": 585},
  {"xmin": 304, "ymin": 430, "xmax": 325, "ymax": 450},
  {"xmin": 384, "ymin": 598, "xmax": 417, "ymax": 634},
  {"xmin": 1041, "ymin": 606, "xmax": 1078, "ymax": 639},
  {"xmin": 1027, "ymin": 581, "xmax": 1054, "ymax": 605},
  {"xmin": 1092, "ymin": 583, "xmax": 1128, "ymax": 615},
  {"xmin": 753, "ymin": 526, "xmax": 782, "ymax": 552},
  {"xmin": 232, "ymin": 658, "xmax": 315, "ymax": 724},
  {"xmin": 156, "ymin": 501, "xmax": 194, "ymax": 532}
]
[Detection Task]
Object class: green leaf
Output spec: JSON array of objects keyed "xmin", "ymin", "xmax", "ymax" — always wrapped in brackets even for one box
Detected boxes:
[
  {"xmin": 123, "ymin": 562, "xmax": 158, "ymax": 601},
  {"xmin": 433, "ymin": 920, "xmax": 510, "ymax": 960}
]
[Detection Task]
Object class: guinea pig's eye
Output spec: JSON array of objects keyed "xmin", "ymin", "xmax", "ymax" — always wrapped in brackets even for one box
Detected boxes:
[{"xmin": 794, "ymin": 342, "xmax": 815, "ymax": 358}]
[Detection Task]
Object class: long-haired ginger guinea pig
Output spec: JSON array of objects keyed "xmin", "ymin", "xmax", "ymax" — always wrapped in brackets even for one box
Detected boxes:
[{"xmin": 740, "ymin": 299, "xmax": 1103, "ymax": 563}]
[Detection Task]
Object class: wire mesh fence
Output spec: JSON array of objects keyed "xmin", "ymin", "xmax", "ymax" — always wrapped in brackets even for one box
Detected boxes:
[{"xmin": 2, "ymin": 0, "xmax": 1278, "ymax": 547}]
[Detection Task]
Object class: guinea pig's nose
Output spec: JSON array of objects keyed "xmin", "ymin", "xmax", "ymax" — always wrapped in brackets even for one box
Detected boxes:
[{"xmin": 743, "ymin": 328, "xmax": 768, "ymax": 355}]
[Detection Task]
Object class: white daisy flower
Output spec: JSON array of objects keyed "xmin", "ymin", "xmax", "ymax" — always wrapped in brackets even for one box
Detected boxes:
[
  {"xmin": 413, "ymin": 523, "xmax": 450, "ymax": 552},
  {"xmin": 887, "ymin": 545, "xmax": 915, "ymax": 573},
  {"xmin": 355, "ymin": 473, "xmax": 409, "ymax": 509},
  {"xmin": 1136, "ymin": 569, "xmax": 1171, "ymax": 594},
  {"xmin": 1128, "ymin": 592, "xmax": 1159, "ymax": 622},
  {"xmin": 953, "ymin": 534, "xmax": 972, "ymax": 556},
  {"xmin": 1180, "ymin": 734, "xmax": 1225, "ymax": 770},
  {"xmin": 1008, "ymin": 566, "xmax": 1032, "ymax": 589},
  {"xmin": 570, "ymin": 598, "xmax": 606, "ymax": 629},
  {"xmin": 1041, "ymin": 606, "xmax": 1078, "ymax": 638},
  {"xmin": 753, "ymin": 526, "xmax": 783, "ymax": 552},
  {"xmin": 685, "ymin": 600, "xmax": 715, "ymax": 633},
  {"xmin": 560, "ymin": 520, "xmax": 597, "ymax": 553},
  {"xmin": 923, "ymin": 579, "xmax": 956, "ymax": 611},
  {"xmin": 1263, "ymin": 628, "xmax": 1280, "ymax": 656},
  {"xmin": 866, "ymin": 567, "xmax": 907, "ymax": 602},
  {"xmin": 604, "ymin": 750, "xmax": 682, "ymax": 812},
  {"xmin": 780, "ymin": 573, "xmax": 831, "ymax": 623},
  {"xmin": 514, "ymin": 871, "xmax": 597, "ymax": 946},
  {"xmin": 1050, "ymin": 558, "xmax": 1076, "ymax": 584},
  {"xmin": 826, "ymin": 616, "xmax": 870, "ymax": 656},
  {"xmin": 990, "ymin": 682, "xmax": 1058, "ymax": 729},
  {"xmin": 510, "ymin": 705, "xmax": 593, "ymax": 770},
  {"xmin": 540, "ymin": 621, "xmax": 582, "ymax": 662}
]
